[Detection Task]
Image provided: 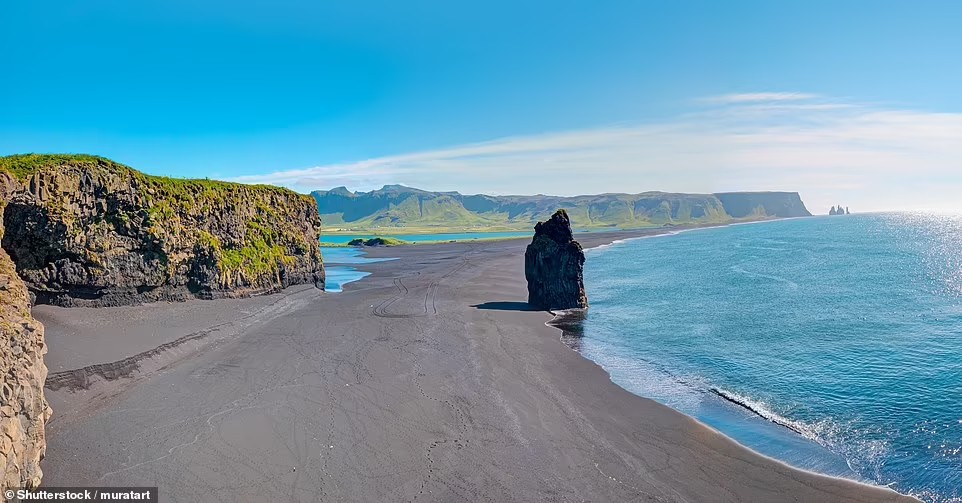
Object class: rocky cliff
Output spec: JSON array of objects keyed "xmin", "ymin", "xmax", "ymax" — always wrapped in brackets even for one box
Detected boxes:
[
  {"xmin": 714, "ymin": 192, "xmax": 812, "ymax": 218},
  {"xmin": 525, "ymin": 209, "xmax": 588, "ymax": 310},
  {"xmin": 0, "ymin": 154, "xmax": 324, "ymax": 307},
  {"xmin": 0, "ymin": 172, "xmax": 51, "ymax": 492}
]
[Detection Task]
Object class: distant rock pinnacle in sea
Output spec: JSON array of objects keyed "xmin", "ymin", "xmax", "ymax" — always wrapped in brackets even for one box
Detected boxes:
[{"xmin": 524, "ymin": 209, "xmax": 588, "ymax": 310}]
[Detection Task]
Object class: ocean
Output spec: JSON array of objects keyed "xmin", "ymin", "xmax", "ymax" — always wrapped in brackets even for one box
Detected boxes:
[{"xmin": 570, "ymin": 213, "xmax": 962, "ymax": 502}]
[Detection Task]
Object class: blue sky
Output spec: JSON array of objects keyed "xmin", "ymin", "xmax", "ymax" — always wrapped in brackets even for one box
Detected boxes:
[{"xmin": 3, "ymin": 1, "xmax": 961, "ymax": 212}]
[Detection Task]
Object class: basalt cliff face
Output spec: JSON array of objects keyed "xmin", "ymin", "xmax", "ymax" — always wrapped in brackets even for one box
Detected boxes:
[
  {"xmin": 0, "ymin": 172, "xmax": 50, "ymax": 492},
  {"xmin": 0, "ymin": 155, "xmax": 324, "ymax": 307},
  {"xmin": 525, "ymin": 209, "xmax": 588, "ymax": 310}
]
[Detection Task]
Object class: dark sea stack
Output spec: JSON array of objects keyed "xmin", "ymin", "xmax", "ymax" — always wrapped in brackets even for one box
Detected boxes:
[
  {"xmin": 0, "ymin": 154, "xmax": 325, "ymax": 307},
  {"xmin": 525, "ymin": 209, "xmax": 588, "ymax": 310}
]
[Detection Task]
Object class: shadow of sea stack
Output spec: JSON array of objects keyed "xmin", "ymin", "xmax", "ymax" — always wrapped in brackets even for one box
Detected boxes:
[{"xmin": 524, "ymin": 209, "xmax": 588, "ymax": 311}]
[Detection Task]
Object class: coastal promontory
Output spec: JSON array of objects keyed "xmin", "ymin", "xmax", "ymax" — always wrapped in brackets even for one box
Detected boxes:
[
  {"xmin": 525, "ymin": 209, "xmax": 588, "ymax": 310},
  {"xmin": 0, "ymin": 154, "xmax": 325, "ymax": 307},
  {"xmin": 713, "ymin": 191, "xmax": 812, "ymax": 218}
]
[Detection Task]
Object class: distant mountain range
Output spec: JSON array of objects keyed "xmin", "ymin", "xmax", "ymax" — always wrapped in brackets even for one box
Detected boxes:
[{"xmin": 311, "ymin": 185, "xmax": 812, "ymax": 231}]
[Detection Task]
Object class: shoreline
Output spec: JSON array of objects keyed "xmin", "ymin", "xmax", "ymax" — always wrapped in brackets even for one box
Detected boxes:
[
  {"xmin": 318, "ymin": 217, "xmax": 779, "ymax": 244},
  {"xmin": 538, "ymin": 221, "xmax": 917, "ymax": 499},
  {"xmin": 456, "ymin": 220, "xmax": 922, "ymax": 499},
  {"xmin": 38, "ymin": 221, "xmax": 918, "ymax": 502},
  {"xmin": 546, "ymin": 309, "xmax": 917, "ymax": 500},
  {"xmin": 362, "ymin": 222, "xmax": 918, "ymax": 501}
]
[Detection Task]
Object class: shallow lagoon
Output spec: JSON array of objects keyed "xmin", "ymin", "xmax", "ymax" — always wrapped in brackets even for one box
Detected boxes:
[
  {"xmin": 321, "ymin": 231, "xmax": 533, "ymax": 244},
  {"xmin": 322, "ymin": 247, "xmax": 396, "ymax": 293}
]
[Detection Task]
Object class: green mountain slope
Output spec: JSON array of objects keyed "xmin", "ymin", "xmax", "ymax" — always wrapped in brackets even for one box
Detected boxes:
[{"xmin": 312, "ymin": 185, "xmax": 811, "ymax": 231}]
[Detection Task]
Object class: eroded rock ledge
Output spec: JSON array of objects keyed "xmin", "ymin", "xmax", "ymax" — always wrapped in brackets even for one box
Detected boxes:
[
  {"xmin": 0, "ymin": 154, "xmax": 324, "ymax": 307},
  {"xmin": 525, "ymin": 209, "xmax": 588, "ymax": 310}
]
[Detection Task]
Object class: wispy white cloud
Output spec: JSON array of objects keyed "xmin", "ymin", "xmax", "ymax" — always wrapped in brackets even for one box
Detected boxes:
[
  {"xmin": 699, "ymin": 92, "xmax": 820, "ymax": 104},
  {"xmin": 232, "ymin": 93, "xmax": 962, "ymax": 213}
]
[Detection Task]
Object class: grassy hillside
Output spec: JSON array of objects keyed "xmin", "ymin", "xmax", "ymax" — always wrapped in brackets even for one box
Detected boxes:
[{"xmin": 313, "ymin": 185, "xmax": 811, "ymax": 232}]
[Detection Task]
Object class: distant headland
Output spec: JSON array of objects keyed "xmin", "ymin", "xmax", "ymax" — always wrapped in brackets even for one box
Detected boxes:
[{"xmin": 313, "ymin": 185, "xmax": 813, "ymax": 232}]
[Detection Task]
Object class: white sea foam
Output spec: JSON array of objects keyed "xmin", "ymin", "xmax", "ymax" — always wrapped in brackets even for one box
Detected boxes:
[
  {"xmin": 558, "ymin": 319, "xmax": 896, "ymax": 495},
  {"xmin": 585, "ymin": 228, "xmax": 693, "ymax": 252},
  {"xmin": 711, "ymin": 384, "xmax": 895, "ymax": 484},
  {"xmin": 710, "ymin": 387, "xmax": 818, "ymax": 439}
]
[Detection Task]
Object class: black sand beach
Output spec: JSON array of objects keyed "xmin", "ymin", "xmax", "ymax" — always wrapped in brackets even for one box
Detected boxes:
[{"xmin": 38, "ymin": 231, "xmax": 917, "ymax": 502}]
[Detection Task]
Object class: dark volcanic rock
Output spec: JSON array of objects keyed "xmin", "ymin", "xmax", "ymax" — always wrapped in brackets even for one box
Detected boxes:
[
  {"xmin": 0, "ymin": 154, "xmax": 325, "ymax": 307},
  {"xmin": 0, "ymin": 172, "xmax": 50, "ymax": 492},
  {"xmin": 524, "ymin": 209, "xmax": 588, "ymax": 310},
  {"xmin": 829, "ymin": 205, "xmax": 850, "ymax": 216}
]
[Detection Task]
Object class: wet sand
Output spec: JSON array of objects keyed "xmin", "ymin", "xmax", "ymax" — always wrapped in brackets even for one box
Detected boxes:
[{"xmin": 38, "ymin": 229, "xmax": 917, "ymax": 502}]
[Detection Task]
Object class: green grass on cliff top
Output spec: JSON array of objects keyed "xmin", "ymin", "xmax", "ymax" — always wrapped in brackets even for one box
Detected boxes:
[
  {"xmin": 1, "ymin": 154, "xmax": 320, "ymax": 286},
  {"xmin": 0, "ymin": 153, "xmax": 310, "ymax": 200}
]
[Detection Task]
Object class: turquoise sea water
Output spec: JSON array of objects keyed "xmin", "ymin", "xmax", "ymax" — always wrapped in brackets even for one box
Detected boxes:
[
  {"xmin": 573, "ymin": 214, "xmax": 962, "ymax": 502},
  {"xmin": 321, "ymin": 248, "xmax": 396, "ymax": 292},
  {"xmin": 320, "ymin": 229, "xmax": 628, "ymax": 244},
  {"xmin": 321, "ymin": 231, "xmax": 533, "ymax": 244}
]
